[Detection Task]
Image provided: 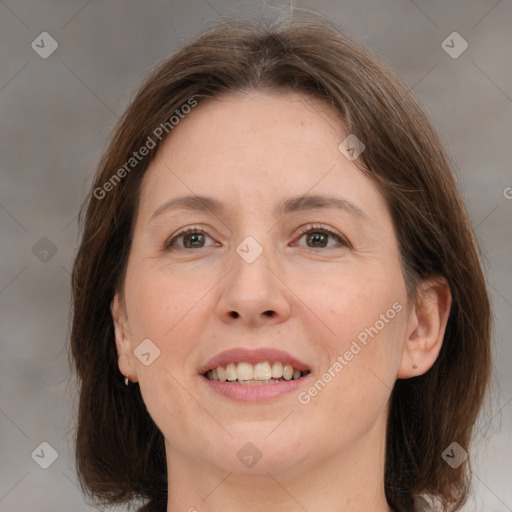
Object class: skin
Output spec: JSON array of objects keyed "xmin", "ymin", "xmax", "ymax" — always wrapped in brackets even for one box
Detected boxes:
[{"xmin": 112, "ymin": 91, "xmax": 451, "ymax": 512}]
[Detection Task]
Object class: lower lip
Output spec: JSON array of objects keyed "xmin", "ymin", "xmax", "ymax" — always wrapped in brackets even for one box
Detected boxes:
[{"xmin": 201, "ymin": 375, "xmax": 311, "ymax": 402}]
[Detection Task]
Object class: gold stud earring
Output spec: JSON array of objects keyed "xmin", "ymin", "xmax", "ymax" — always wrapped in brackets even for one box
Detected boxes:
[{"xmin": 124, "ymin": 354, "xmax": 131, "ymax": 385}]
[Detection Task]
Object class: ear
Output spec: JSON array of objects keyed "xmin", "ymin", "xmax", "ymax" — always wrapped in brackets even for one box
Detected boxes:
[
  {"xmin": 398, "ymin": 277, "xmax": 452, "ymax": 378},
  {"xmin": 111, "ymin": 293, "xmax": 138, "ymax": 383}
]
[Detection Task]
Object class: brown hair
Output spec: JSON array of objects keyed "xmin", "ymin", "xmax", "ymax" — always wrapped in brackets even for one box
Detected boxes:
[{"xmin": 70, "ymin": 12, "xmax": 491, "ymax": 512}]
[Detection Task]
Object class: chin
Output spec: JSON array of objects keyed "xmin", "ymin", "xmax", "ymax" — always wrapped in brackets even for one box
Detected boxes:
[{"xmin": 201, "ymin": 431, "xmax": 309, "ymax": 475}]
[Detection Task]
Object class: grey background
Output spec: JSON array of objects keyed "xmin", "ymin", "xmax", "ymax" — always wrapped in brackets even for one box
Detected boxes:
[{"xmin": 0, "ymin": 1, "xmax": 511, "ymax": 511}]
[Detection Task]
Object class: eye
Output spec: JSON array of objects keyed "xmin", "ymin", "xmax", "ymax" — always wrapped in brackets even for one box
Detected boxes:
[
  {"xmin": 292, "ymin": 223, "xmax": 349, "ymax": 250},
  {"xmin": 164, "ymin": 226, "xmax": 217, "ymax": 250},
  {"xmin": 163, "ymin": 223, "xmax": 350, "ymax": 252}
]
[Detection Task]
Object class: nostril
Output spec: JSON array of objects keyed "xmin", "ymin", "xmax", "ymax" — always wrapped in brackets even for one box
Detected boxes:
[
  {"xmin": 263, "ymin": 310, "xmax": 275, "ymax": 317},
  {"xmin": 229, "ymin": 311, "xmax": 239, "ymax": 318}
]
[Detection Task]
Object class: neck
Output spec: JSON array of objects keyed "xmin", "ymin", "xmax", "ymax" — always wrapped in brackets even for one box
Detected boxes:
[{"xmin": 164, "ymin": 414, "xmax": 392, "ymax": 512}]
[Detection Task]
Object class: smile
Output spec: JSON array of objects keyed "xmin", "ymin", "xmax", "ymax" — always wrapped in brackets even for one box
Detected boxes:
[
  {"xmin": 198, "ymin": 347, "xmax": 312, "ymax": 401},
  {"xmin": 204, "ymin": 361, "xmax": 310, "ymax": 384}
]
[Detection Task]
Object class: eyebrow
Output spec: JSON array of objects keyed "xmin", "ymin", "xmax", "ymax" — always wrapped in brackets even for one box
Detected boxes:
[{"xmin": 149, "ymin": 193, "xmax": 370, "ymax": 224}]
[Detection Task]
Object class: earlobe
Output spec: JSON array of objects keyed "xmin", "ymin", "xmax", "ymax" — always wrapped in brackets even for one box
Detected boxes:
[
  {"xmin": 111, "ymin": 293, "xmax": 138, "ymax": 383},
  {"xmin": 398, "ymin": 277, "xmax": 452, "ymax": 379}
]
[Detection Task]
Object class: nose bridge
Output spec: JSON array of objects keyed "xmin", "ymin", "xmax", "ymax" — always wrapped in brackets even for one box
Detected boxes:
[
  {"xmin": 216, "ymin": 232, "xmax": 291, "ymax": 325},
  {"xmin": 234, "ymin": 234, "xmax": 274, "ymax": 293}
]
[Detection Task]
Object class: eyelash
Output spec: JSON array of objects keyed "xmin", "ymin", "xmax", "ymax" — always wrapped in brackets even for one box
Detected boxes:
[{"xmin": 163, "ymin": 223, "xmax": 350, "ymax": 251}]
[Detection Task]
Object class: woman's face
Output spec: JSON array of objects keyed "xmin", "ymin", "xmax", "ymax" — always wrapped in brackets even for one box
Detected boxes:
[{"xmin": 113, "ymin": 91, "xmax": 416, "ymax": 478}]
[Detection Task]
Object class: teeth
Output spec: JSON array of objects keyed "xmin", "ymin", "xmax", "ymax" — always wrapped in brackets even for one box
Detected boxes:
[
  {"xmin": 282, "ymin": 364, "xmax": 294, "ymax": 380},
  {"xmin": 271, "ymin": 362, "xmax": 283, "ymax": 378},
  {"xmin": 225, "ymin": 363, "xmax": 237, "ymax": 381},
  {"xmin": 217, "ymin": 365, "xmax": 227, "ymax": 381},
  {"xmin": 253, "ymin": 362, "xmax": 272, "ymax": 380},
  {"xmin": 204, "ymin": 361, "xmax": 309, "ymax": 383},
  {"xmin": 238, "ymin": 379, "xmax": 277, "ymax": 386},
  {"xmin": 236, "ymin": 362, "xmax": 254, "ymax": 381}
]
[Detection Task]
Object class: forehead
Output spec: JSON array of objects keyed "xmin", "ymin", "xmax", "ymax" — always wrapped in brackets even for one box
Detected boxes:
[{"xmin": 136, "ymin": 91, "xmax": 388, "ymax": 226}]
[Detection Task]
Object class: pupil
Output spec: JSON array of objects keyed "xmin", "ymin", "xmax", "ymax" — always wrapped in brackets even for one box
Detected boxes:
[
  {"xmin": 185, "ymin": 233, "xmax": 204, "ymax": 248},
  {"xmin": 307, "ymin": 232, "xmax": 326, "ymax": 247}
]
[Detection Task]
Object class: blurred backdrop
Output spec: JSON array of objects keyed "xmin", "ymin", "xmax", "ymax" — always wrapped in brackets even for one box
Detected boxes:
[{"xmin": 0, "ymin": 1, "xmax": 511, "ymax": 511}]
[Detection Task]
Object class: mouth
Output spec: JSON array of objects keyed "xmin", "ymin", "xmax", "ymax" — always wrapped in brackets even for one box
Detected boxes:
[{"xmin": 198, "ymin": 347, "xmax": 312, "ymax": 401}]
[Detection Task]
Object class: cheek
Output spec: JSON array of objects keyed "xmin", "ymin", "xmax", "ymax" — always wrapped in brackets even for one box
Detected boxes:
[
  {"xmin": 315, "ymin": 263, "xmax": 406, "ymax": 346},
  {"xmin": 301, "ymin": 266, "xmax": 406, "ymax": 409},
  {"xmin": 123, "ymin": 266, "xmax": 199, "ymax": 373},
  {"xmin": 125, "ymin": 258, "xmax": 204, "ymax": 336},
  {"xmin": 125, "ymin": 267, "xmax": 203, "ymax": 436}
]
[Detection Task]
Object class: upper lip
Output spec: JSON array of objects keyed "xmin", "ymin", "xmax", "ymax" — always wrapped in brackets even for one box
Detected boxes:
[{"xmin": 198, "ymin": 347, "xmax": 310, "ymax": 375}]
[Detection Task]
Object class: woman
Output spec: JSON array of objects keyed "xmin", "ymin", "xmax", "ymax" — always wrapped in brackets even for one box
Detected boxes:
[{"xmin": 70, "ymin": 13, "xmax": 491, "ymax": 512}]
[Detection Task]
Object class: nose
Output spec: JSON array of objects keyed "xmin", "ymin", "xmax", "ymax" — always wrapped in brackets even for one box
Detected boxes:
[{"xmin": 215, "ymin": 243, "xmax": 292, "ymax": 327}]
